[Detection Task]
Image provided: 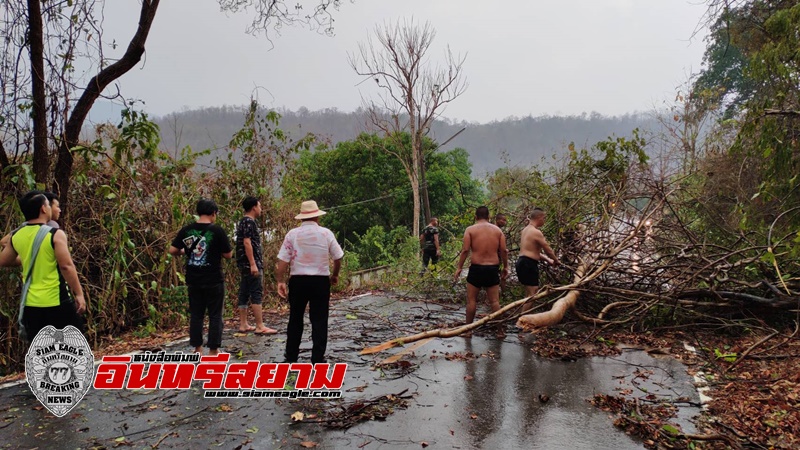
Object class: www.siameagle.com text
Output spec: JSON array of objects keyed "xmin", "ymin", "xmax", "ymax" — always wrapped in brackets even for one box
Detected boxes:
[{"xmin": 204, "ymin": 389, "xmax": 342, "ymax": 398}]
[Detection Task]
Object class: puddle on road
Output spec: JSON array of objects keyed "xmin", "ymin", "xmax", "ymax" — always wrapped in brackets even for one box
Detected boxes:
[
  {"xmin": 0, "ymin": 294, "xmax": 701, "ymax": 449},
  {"xmin": 328, "ymin": 338, "xmax": 702, "ymax": 450}
]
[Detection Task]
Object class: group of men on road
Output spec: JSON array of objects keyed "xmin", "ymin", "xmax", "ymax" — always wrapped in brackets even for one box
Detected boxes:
[
  {"xmin": 424, "ymin": 206, "xmax": 560, "ymax": 335},
  {"xmin": 2, "ymin": 188, "xmax": 558, "ymax": 363},
  {"xmin": 167, "ymin": 197, "xmax": 342, "ymax": 362},
  {"xmin": 0, "ymin": 191, "xmax": 343, "ymax": 364}
]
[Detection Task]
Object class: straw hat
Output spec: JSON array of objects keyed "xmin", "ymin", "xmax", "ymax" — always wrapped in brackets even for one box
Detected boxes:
[{"xmin": 295, "ymin": 200, "xmax": 327, "ymax": 220}]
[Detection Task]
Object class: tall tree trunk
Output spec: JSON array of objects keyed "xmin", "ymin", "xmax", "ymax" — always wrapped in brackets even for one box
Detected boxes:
[
  {"xmin": 410, "ymin": 113, "xmax": 422, "ymax": 237},
  {"xmin": 419, "ymin": 148, "xmax": 431, "ymax": 224},
  {"xmin": 411, "ymin": 172, "xmax": 421, "ymax": 239},
  {"xmin": 53, "ymin": 0, "xmax": 161, "ymax": 213},
  {"xmin": 28, "ymin": 0, "xmax": 49, "ymax": 186}
]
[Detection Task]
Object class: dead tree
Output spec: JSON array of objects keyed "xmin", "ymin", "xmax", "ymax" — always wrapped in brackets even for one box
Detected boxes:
[{"xmin": 349, "ymin": 19, "xmax": 467, "ymax": 237}]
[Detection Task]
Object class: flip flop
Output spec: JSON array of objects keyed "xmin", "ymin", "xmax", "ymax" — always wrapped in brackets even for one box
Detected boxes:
[
  {"xmin": 238, "ymin": 325, "xmax": 256, "ymax": 332},
  {"xmin": 254, "ymin": 328, "xmax": 278, "ymax": 335}
]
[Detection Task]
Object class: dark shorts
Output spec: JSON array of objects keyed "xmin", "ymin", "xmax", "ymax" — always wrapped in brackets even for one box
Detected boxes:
[
  {"xmin": 22, "ymin": 302, "xmax": 84, "ymax": 342},
  {"xmin": 466, "ymin": 264, "xmax": 500, "ymax": 288},
  {"xmin": 516, "ymin": 255, "xmax": 540, "ymax": 287},
  {"xmin": 238, "ymin": 271, "xmax": 263, "ymax": 307}
]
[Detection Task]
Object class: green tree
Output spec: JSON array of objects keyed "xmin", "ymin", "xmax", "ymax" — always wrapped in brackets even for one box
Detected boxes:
[
  {"xmin": 693, "ymin": 7, "xmax": 757, "ymax": 116},
  {"xmin": 284, "ymin": 132, "xmax": 483, "ymax": 245},
  {"xmin": 696, "ymin": 1, "xmax": 800, "ymax": 230}
]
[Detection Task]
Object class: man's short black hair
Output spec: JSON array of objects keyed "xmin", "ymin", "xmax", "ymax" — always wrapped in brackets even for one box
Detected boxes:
[
  {"xmin": 475, "ymin": 206, "xmax": 490, "ymax": 220},
  {"xmin": 495, "ymin": 212, "xmax": 506, "ymax": 219},
  {"xmin": 197, "ymin": 198, "xmax": 219, "ymax": 216},
  {"xmin": 242, "ymin": 196, "xmax": 259, "ymax": 212},
  {"xmin": 530, "ymin": 207, "xmax": 545, "ymax": 220},
  {"xmin": 44, "ymin": 192, "xmax": 59, "ymax": 204},
  {"xmin": 20, "ymin": 190, "xmax": 48, "ymax": 221}
]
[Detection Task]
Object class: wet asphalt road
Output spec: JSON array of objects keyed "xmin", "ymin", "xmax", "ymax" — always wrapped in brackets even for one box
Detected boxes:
[{"xmin": 0, "ymin": 294, "xmax": 701, "ymax": 449}]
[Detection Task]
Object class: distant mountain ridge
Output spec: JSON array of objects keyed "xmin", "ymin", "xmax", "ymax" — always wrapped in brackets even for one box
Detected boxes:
[{"xmin": 116, "ymin": 104, "xmax": 657, "ymax": 175}]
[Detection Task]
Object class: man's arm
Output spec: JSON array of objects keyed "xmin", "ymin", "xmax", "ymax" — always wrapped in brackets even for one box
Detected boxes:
[
  {"xmin": 220, "ymin": 231, "xmax": 233, "ymax": 259},
  {"xmin": 453, "ymin": 229, "xmax": 471, "ymax": 282},
  {"xmin": 276, "ymin": 258, "xmax": 289, "ymax": 298},
  {"xmin": 499, "ymin": 232, "xmax": 509, "ymax": 278},
  {"xmin": 330, "ymin": 257, "xmax": 342, "ymax": 286},
  {"xmin": 243, "ymin": 237, "xmax": 258, "ymax": 274},
  {"xmin": 53, "ymin": 231, "xmax": 86, "ymax": 314},
  {"xmin": 168, "ymin": 245, "xmax": 184, "ymax": 256},
  {"xmin": 434, "ymin": 233, "xmax": 441, "ymax": 256},
  {"xmin": 535, "ymin": 232, "xmax": 560, "ymax": 266},
  {"xmin": 0, "ymin": 238, "xmax": 20, "ymax": 267}
]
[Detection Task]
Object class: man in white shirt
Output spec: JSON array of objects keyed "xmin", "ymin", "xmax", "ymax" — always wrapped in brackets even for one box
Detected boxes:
[{"xmin": 276, "ymin": 200, "xmax": 344, "ymax": 364}]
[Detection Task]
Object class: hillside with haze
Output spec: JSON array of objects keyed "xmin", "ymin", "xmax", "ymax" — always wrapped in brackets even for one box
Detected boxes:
[{"xmin": 92, "ymin": 104, "xmax": 658, "ymax": 175}]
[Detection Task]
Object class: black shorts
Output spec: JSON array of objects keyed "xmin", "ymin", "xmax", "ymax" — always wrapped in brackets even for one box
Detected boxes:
[
  {"xmin": 22, "ymin": 302, "xmax": 84, "ymax": 342},
  {"xmin": 516, "ymin": 255, "xmax": 540, "ymax": 287},
  {"xmin": 466, "ymin": 264, "xmax": 500, "ymax": 288}
]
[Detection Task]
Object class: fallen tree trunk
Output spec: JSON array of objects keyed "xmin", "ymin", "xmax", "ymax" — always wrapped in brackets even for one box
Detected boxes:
[
  {"xmin": 360, "ymin": 226, "xmax": 642, "ymax": 355},
  {"xmin": 361, "ymin": 261, "xmax": 598, "ymax": 355},
  {"xmin": 359, "ymin": 288, "xmax": 553, "ymax": 355},
  {"xmin": 516, "ymin": 290, "xmax": 580, "ymax": 328},
  {"xmin": 517, "ymin": 264, "xmax": 585, "ymax": 329}
]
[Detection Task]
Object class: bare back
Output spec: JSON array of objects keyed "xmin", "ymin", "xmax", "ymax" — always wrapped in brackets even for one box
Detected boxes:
[
  {"xmin": 519, "ymin": 224, "xmax": 546, "ymax": 260},
  {"xmin": 465, "ymin": 221, "xmax": 505, "ymax": 265}
]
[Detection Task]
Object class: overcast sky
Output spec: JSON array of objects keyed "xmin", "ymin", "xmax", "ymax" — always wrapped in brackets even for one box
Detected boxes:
[{"xmin": 99, "ymin": 0, "xmax": 709, "ymax": 123}]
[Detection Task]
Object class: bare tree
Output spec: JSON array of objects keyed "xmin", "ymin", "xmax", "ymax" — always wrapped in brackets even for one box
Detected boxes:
[{"xmin": 350, "ymin": 19, "xmax": 467, "ymax": 238}]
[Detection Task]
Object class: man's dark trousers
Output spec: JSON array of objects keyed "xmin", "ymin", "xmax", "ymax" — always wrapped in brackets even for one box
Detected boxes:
[
  {"xmin": 285, "ymin": 275, "xmax": 330, "ymax": 363},
  {"xmin": 187, "ymin": 283, "xmax": 224, "ymax": 350}
]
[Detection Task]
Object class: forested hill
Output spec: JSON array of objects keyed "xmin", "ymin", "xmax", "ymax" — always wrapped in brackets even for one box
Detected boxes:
[{"xmin": 146, "ymin": 106, "xmax": 656, "ymax": 175}]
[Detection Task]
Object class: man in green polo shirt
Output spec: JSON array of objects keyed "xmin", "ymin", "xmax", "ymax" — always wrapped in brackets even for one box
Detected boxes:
[{"xmin": 0, "ymin": 191, "xmax": 86, "ymax": 340}]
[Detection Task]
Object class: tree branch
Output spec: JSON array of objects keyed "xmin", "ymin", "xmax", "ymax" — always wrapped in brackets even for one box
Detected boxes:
[{"xmin": 54, "ymin": 0, "xmax": 160, "ymax": 202}]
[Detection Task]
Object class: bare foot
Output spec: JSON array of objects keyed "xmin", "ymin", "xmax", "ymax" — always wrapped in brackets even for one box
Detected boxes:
[
  {"xmin": 194, "ymin": 346, "xmax": 203, "ymax": 354},
  {"xmin": 208, "ymin": 349, "xmax": 220, "ymax": 356}
]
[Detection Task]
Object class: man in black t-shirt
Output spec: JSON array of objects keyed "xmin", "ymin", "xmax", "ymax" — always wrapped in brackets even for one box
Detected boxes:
[
  {"xmin": 169, "ymin": 199, "xmax": 232, "ymax": 355},
  {"xmin": 420, "ymin": 217, "xmax": 441, "ymax": 269},
  {"xmin": 235, "ymin": 197, "xmax": 277, "ymax": 335}
]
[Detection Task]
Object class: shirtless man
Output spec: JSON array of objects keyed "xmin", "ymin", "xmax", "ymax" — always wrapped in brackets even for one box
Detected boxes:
[
  {"xmin": 517, "ymin": 207, "xmax": 560, "ymax": 312},
  {"xmin": 454, "ymin": 206, "xmax": 509, "ymax": 334}
]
